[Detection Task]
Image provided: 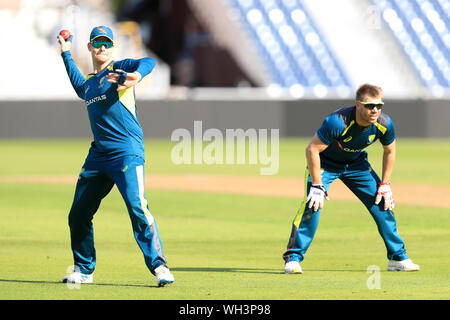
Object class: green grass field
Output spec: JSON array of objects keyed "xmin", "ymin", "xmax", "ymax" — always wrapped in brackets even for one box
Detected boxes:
[{"xmin": 0, "ymin": 138, "xmax": 449, "ymax": 300}]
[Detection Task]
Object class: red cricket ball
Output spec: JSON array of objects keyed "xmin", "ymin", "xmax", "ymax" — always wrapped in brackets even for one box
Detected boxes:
[{"xmin": 59, "ymin": 30, "xmax": 71, "ymax": 40}]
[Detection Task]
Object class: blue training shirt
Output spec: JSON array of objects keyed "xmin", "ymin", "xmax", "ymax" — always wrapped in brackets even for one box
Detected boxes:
[
  {"xmin": 61, "ymin": 51, "xmax": 155, "ymax": 160},
  {"xmin": 316, "ymin": 106, "xmax": 395, "ymax": 170}
]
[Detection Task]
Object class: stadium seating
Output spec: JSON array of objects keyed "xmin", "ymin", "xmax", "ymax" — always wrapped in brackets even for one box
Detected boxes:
[
  {"xmin": 371, "ymin": 0, "xmax": 450, "ymax": 90},
  {"xmin": 227, "ymin": 0, "xmax": 351, "ymax": 93}
]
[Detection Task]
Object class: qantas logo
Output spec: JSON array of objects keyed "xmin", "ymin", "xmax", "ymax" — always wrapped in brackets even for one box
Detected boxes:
[
  {"xmin": 86, "ymin": 94, "xmax": 107, "ymax": 106},
  {"xmin": 97, "ymin": 27, "xmax": 106, "ymax": 33},
  {"xmin": 337, "ymin": 141, "xmax": 362, "ymax": 153}
]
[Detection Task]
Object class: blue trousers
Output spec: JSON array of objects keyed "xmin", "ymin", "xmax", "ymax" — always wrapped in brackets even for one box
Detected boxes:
[
  {"xmin": 68, "ymin": 155, "xmax": 167, "ymax": 275},
  {"xmin": 283, "ymin": 164, "xmax": 408, "ymax": 263}
]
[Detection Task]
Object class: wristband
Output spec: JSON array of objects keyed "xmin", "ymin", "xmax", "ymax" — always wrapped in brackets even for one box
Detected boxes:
[
  {"xmin": 311, "ymin": 184, "xmax": 328, "ymax": 197},
  {"xmin": 378, "ymin": 181, "xmax": 391, "ymax": 186},
  {"xmin": 116, "ymin": 70, "xmax": 127, "ymax": 85},
  {"xmin": 135, "ymin": 71, "xmax": 142, "ymax": 82}
]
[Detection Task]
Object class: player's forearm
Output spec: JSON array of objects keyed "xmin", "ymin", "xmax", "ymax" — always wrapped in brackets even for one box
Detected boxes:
[
  {"xmin": 306, "ymin": 147, "xmax": 322, "ymax": 185},
  {"xmin": 61, "ymin": 51, "xmax": 85, "ymax": 99},
  {"xmin": 381, "ymin": 146, "xmax": 396, "ymax": 183},
  {"xmin": 136, "ymin": 57, "xmax": 156, "ymax": 79},
  {"xmin": 126, "ymin": 57, "xmax": 156, "ymax": 79}
]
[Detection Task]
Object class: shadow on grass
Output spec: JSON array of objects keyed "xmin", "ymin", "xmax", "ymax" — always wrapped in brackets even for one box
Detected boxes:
[
  {"xmin": 170, "ymin": 267, "xmax": 368, "ymax": 274},
  {"xmin": 0, "ymin": 278, "xmax": 156, "ymax": 288},
  {"xmin": 0, "ymin": 267, "xmax": 371, "ymax": 288},
  {"xmin": 0, "ymin": 268, "xmax": 283, "ymax": 289},
  {"xmin": 171, "ymin": 267, "xmax": 282, "ymax": 275}
]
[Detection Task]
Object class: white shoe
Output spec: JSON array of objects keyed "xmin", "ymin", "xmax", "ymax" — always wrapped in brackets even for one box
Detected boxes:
[
  {"xmin": 284, "ymin": 261, "xmax": 303, "ymax": 274},
  {"xmin": 62, "ymin": 271, "xmax": 93, "ymax": 284},
  {"xmin": 155, "ymin": 265, "xmax": 175, "ymax": 287},
  {"xmin": 387, "ymin": 258, "xmax": 420, "ymax": 271}
]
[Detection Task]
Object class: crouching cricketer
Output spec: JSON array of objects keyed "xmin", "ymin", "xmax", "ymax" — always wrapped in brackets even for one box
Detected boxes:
[
  {"xmin": 283, "ymin": 84, "xmax": 419, "ymax": 274},
  {"xmin": 58, "ymin": 26, "xmax": 174, "ymax": 286}
]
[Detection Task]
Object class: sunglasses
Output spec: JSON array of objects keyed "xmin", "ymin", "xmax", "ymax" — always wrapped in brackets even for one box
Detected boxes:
[
  {"xmin": 358, "ymin": 100, "xmax": 384, "ymax": 110},
  {"xmin": 91, "ymin": 40, "xmax": 113, "ymax": 49}
]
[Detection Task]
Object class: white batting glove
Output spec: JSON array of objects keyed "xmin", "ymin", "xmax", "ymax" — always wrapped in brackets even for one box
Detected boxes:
[
  {"xmin": 375, "ymin": 182, "xmax": 395, "ymax": 210},
  {"xmin": 307, "ymin": 184, "xmax": 329, "ymax": 212}
]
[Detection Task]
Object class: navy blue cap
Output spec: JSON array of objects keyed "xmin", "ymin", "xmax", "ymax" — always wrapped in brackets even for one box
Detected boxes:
[{"xmin": 90, "ymin": 26, "xmax": 114, "ymax": 42}]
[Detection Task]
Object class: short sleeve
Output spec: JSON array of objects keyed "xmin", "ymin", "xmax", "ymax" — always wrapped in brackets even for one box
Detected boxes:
[
  {"xmin": 316, "ymin": 114, "xmax": 346, "ymax": 145},
  {"xmin": 379, "ymin": 115, "xmax": 396, "ymax": 145}
]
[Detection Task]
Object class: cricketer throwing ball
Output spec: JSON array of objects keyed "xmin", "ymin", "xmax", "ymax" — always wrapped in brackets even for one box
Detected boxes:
[{"xmin": 58, "ymin": 26, "xmax": 174, "ymax": 286}]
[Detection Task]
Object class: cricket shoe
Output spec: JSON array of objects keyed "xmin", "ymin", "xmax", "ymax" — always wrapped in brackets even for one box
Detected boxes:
[
  {"xmin": 62, "ymin": 271, "xmax": 93, "ymax": 284},
  {"xmin": 155, "ymin": 265, "xmax": 175, "ymax": 287},
  {"xmin": 387, "ymin": 258, "xmax": 420, "ymax": 271},
  {"xmin": 284, "ymin": 261, "xmax": 303, "ymax": 274}
]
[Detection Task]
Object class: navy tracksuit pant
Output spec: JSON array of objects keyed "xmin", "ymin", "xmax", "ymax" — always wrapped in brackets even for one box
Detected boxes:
[{"xmin": 68, "ymin": 155, "xmax": 167, "ymax": 275}]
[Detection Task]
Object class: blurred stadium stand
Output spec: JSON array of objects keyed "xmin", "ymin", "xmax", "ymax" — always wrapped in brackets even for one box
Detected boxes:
[
  {"xmin": 0, "ymin": 0, "xmax": 448, "ymax": 99},
  {"xmin": 227, "ymin": 0, "xmax": 353, "ymax": 98},
  {"xmin": 371, "ymin": 0, "xmax": 450, "ymax": 96},
  {"xmin": 300, "ymin": 0, "xmax": 425, "ymax": 98}
]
